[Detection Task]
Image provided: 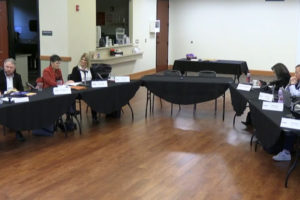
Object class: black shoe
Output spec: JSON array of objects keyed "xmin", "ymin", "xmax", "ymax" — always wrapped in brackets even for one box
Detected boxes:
[
  {"xmin": 92, "ymin": 117, "xmax": 99, "ymax": 124},
  {"xmin": 241, "ymin": 121, "xmax": 251, "ymax": 126},
  {"xmin": 16, "ymin": 131, "xmax": 25, "ymax": 142},
  {"xmin": 241, "ymin": 121, "xmax": 253, "ymax": 130}
]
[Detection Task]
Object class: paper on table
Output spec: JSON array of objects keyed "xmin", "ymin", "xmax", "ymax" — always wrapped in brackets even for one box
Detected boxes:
[
  {"xmin": 262, "ymin": 101, "xmax": 283, "ymax": 112},
  {"xmin": 258, "ymin": 92, "xmax": 273, "ymax": 102},
  {"xmin": 237, "ymin": 84, "xmax": 251, "ymax": 91},
  {"xmin": 2, "ymin": 97, "xmax": 30, "ymax": 103},
  {"xmin": 280, "ymin": 117, "xmax": 300, "ymax": 130},
  {"xmin": 66, "ymin": 82, "xmax": 82, "ymax": 86}
]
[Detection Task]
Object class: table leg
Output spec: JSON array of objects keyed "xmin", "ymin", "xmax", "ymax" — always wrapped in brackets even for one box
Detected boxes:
[
  {"xmin": 145, "ymin": 90, "xmax": 150, "ymax": 118},
  {"xmin": 222, "ymin": 93, "xmax": 225, "ymax": 121}
]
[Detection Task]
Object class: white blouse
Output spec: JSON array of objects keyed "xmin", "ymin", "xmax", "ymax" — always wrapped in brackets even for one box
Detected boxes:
[{"xmin": 78, "ymin": 66, "xmax": 92, "ymax": 81}]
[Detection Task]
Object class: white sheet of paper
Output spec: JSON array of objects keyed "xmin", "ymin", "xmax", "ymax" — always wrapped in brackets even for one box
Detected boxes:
[
  {"xmin": 280, "ymin": 117, "xmax": 300, "ymax": 130},
  {"xmin": 13, "ymin": 97, "xmax": 29, "ymax": 103},
  {"xmin": 66, "ymin": 82, "xmax": 82, "ymax": 86},
  {"xmin": 2, "ymin": 97, "xmax": 9, "ymax": 102},
  {"xmin": 262, "ymin": 101, "xmax": 283, "ymax": 112},
  {"xmin": 237, "ymin": 84, "xmax": 251, "ymax": 91},
  {"xmin": 258, "ymin": 92, "xmax": 273, "ymax": 102},
  {"xmin": 115, "ymin": 76, "xmax": 130, "ymax": 83},
  {"xmin": 53, "ymin": 86, "xmax": 72, "ymax": 95},
  {"xmin": 91, "ymin": 81, "xmax": 108, "ymax": 88}
]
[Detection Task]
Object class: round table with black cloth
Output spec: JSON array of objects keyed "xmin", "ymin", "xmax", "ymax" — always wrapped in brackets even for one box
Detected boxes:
[
  {"xmin": 0, "ymin": 88, "xmax": 78, "ymax": 130},
  {"xmin": 79, "ymin": 80, "xmax": 141, "ymax": 113},
  {"xmin": 141, "ymin": 75, "xmax": 233, "ymax": 105}
]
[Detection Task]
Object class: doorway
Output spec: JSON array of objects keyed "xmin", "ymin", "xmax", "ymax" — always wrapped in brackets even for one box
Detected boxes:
[
  {"xmin": 0, "ymin": 0, "xmax": 9, "ymax": 66},
  {"xmin": 156, "ymin": 0, "xmax": 169, "ymax": 72},
  {"xmin": 7, "ymin": 0, "xmax": 40, "ymax": 84}
]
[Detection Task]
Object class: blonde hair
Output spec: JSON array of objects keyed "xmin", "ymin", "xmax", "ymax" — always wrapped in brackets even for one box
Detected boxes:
[{"xmin": 79, "ymin": 53, "xmax": 90, "ymax": 68}]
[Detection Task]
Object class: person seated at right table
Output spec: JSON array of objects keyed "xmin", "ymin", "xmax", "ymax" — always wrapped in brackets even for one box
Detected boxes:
[
  {"xmin": 242, "ymin": 63, "xmax": 291, "ymax": 127},
  {"xmin": 70, "ymin": 53, "xmax": 98, "ymax": 122},
  {"xmin": 287, "ymin": 64, "xmax": 300, "ymax": 96},
  {"xmin": 269, "ymin": 63, "xmax": 291, "ymax": 91},
  {"xmin": 272, "ymin": 64, "xmax": 300, "ymax": 161}
]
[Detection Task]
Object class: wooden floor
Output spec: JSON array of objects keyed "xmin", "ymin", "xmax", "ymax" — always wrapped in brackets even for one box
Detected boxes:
[{"xmin": 0, "ymin": 80, "xmax": 300, "ymax": 200}]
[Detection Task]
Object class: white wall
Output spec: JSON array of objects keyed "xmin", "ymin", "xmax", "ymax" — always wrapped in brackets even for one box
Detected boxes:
[
  {"xmin": 39, "ymin": 0, "xmax": 156, "ymax": 78},
  {"xmin": 39, "ymin": 0, "xmax": 69, "ymax": 78},
  {"xmin": 169, "ymin": 0, "xmax": 300, "ymax": 72},
  {"xmin": 129, "ymin": 0, "xmax": 156, "ymax": 74},
  {"xmin": 68, "ymin": 0, "xmax": 96, "ymax": 70}
]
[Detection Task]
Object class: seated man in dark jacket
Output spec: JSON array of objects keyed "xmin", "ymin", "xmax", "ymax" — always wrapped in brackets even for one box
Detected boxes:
[
  {"xmin": 0, "ymin": 58, "xmax": 23, "ymax": 93},
  {"xmin": 0, "ymin": 58, "xmax": 25, "ymax": 141}
]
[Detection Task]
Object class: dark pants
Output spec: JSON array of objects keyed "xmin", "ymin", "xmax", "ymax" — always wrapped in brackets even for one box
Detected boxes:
[{"xmin": 283, "ymin": 131, "xmax": 297, "ymax": 152}]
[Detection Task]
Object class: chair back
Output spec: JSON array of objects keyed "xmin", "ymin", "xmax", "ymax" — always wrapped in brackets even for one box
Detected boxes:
[
  {"xmin": 163, "ymin": 70, "xmax": 181, "ymax": 76},
  {"xmin": 67, "ymin": 74, "xmax": 72, "ymax": 81},
  {"xmin": 91, "ymin": 63, "xmax": 112, "ymax": 80},
  {"xmin": 198, "ymin": 70, "xmax": 217, "ymax": 78}
]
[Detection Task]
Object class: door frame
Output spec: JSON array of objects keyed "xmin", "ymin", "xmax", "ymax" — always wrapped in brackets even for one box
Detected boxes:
[{"xmin": 156, "ymin": 0, "xmax": 169, "ymax": 72}]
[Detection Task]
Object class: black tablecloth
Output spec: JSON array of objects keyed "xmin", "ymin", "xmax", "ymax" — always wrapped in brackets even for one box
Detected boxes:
[
  {"xmin": 229, "ymin": 83, "xmax": 259, "ymax": 116},
  {"xmin": 79, "ymin": 80, "xmax": 141, "ymax": 113},
  {"xmin": 0, "ymin": 81, "xmax": 141, "ymax": 130},
  {"xmin": 229, "ymin": 85, "xmax": 292, "ymax": 150},
  {"xmin": 0, "ymin": 88, "xmax": 78, "ymax": 130},
  {"xmin": 141, "ymin": 75, "xmax": 233, "ymax": 105},
  {"xmin": 173, "ymin": 59, "xmax": 249, "ymax": 78}
]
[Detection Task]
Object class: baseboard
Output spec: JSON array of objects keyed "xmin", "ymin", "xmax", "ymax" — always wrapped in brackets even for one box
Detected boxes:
[
  {"xmin": 129, "ymin": 68, "xmax": 292, "ymax": 79},
  {"xmin": 249, "ymin": 70, "xmax": 274, "ymax": 76},
  {"xmin": 40, "ymin": 55, "xmax": 72, "ymax": 62},
  {"xmin": 129, "ymin": 68, "xmax": 156, "ymax": 79},
  {"xmin": 250, "ymin": 69, "xmax": 294, "ymax": 76}
]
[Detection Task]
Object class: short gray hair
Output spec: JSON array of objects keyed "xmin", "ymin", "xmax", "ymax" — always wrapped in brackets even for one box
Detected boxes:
[{"xmin": 4, "ymin": 58, "xmax": 16, "ymax": 66}]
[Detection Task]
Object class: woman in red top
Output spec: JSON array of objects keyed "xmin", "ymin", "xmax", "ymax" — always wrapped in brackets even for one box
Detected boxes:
[{"xmin": 42, "ymin": 54, "xmax": 64, "ymax": 88}]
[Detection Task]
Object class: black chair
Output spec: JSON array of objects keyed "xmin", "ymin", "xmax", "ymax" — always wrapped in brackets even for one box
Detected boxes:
[
  {"xmin": 194, "ymin": 70, "xmax": 218, "ymax": 115},
  {"xmin": 91, "ymin": 63, "xmax": 112, "ymax": 80},
  {"xmin": 163, "ymin": 70, "xmax": 182, "ymax": 77}
]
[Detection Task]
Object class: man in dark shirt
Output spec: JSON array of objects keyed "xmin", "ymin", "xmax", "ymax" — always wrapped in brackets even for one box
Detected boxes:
[
  {"xmin": 0, "ymin": 58, "xmax": 23, "ymax": 93},
  {"xmin": 0, "ymin": 58, "xmax": 25, "ymax": 141}
]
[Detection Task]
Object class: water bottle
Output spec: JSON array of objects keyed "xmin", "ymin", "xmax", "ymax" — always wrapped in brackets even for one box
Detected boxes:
[
  {"xmin": 246, "ymin": 73, "xmax": 251, "ymax": 83},
  {"xmin": 278, "ymin": 87, "xmax": 284, "ymax": 103}
]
